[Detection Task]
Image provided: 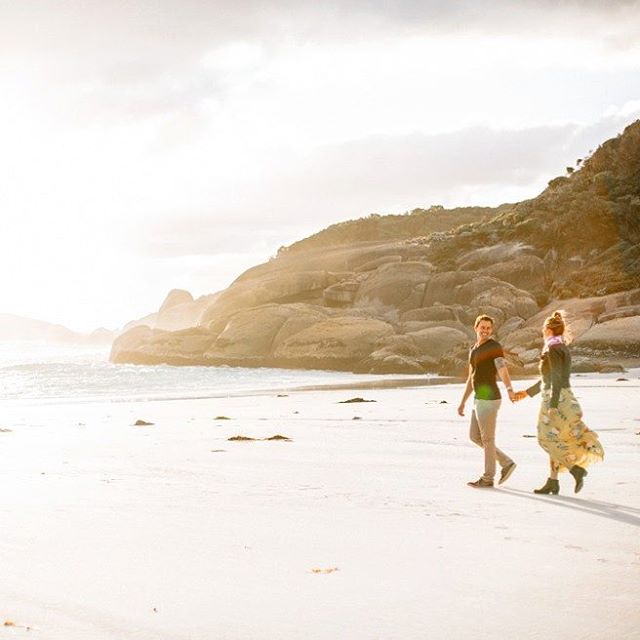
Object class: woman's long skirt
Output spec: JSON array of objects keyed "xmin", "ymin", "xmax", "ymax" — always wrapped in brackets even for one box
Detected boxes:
[{"xmin": 537, "ymin": 388, "xmax": 604, "ymax": 471}]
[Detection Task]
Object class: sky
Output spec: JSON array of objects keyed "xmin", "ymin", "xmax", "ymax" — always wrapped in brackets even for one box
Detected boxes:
[{"xmin": 1, "ymin": 0, "xmax": 640, "ymax": 332}]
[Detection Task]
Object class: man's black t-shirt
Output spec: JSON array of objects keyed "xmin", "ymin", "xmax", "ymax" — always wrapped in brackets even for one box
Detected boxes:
[{"xmin": 469, "ymin": 338, "xmax": 504, "ymax": 401}]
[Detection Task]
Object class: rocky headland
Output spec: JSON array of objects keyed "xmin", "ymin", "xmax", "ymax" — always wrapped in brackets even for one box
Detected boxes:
[{"xmin": 111, "ymin": 120, "xmax": 640, "ymax": 375}]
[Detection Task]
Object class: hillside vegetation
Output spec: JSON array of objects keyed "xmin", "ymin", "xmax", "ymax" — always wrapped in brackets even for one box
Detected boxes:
[
  {"xmin": 280, "ymin": 205, "xmax": 512, "ymax": 255},
  {"xmin": 428, "ymin": 120, "xmax": 640, "ymax": 298}
]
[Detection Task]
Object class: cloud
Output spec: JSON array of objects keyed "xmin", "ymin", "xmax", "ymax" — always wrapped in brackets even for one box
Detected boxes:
[
  {"xmin": 137, "ymin": 113, "xmax": 640, "ymax": 259},
  {"xmin": 267, "ymin": 113, "xmax": 640, "ymax": 209},
  {"xmin": 3, "ymin": 1, "xmax": 639, "ymax": 65},
  {"xmin": 3, "ymin": 1, "xmax": 638, "ymax": 130}
]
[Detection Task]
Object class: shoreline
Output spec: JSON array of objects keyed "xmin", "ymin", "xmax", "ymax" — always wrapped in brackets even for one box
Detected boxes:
[
  {"xmin": 3, "ymin": 374, "xmax": 458, "ymax": 407},
  {"xmin": 10, "ymin": 366, "xmax": 640, "ymax": 408}
]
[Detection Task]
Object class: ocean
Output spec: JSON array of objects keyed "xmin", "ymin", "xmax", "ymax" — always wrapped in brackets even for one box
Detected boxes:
[{"xmin": 0, "ymin": 341, "xmax": 422, "ymax": 405}]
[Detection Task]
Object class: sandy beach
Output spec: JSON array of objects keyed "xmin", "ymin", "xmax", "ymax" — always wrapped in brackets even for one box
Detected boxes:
[{"xmin": 1, "ymin": 372, "xmax": 638, "ymax": 639}]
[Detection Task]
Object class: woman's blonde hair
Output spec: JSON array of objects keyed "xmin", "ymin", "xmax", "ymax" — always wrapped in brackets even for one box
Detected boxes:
[{"xmin": 544, "ymin": 310, "xmax": 568, "ymax": 338}]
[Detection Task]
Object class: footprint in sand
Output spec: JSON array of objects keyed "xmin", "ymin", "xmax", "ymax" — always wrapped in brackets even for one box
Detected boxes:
[{"xmin": 311, "ymin": 567, "xmax": 339, "ymax": 574}]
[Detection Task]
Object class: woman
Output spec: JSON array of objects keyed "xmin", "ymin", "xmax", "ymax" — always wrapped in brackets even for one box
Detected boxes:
[{"xmin": 515, "ymin": 311, "xmax": 604, "ymax": 494}]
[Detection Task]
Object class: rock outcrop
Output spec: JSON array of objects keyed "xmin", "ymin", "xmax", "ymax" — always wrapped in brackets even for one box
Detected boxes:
[
  {"xmin": 124, "ymin": 290, "xmax": 219, "ymax": 333},
  {"xmin": 502, "ymin": 288, "xmax": 640, "ymax": 372},
  {"xmin": 111, "ymin": 121, "xmax": 640, "ymax": 373}
]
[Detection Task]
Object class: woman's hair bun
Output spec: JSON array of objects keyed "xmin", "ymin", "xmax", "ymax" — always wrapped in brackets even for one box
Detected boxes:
[{"xmin": 544, "ymin": 310, "xmax": 566, "ymax": 336}]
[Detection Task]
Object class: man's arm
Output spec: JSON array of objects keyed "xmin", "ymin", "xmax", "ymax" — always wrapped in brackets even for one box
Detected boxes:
[
  {"xmin": 495, "ymin": 356, "xmax": 516, "ymax": 402},
  {"xmin": 457, "ymin": 365, "xmax": 473, "ymax": 416}
]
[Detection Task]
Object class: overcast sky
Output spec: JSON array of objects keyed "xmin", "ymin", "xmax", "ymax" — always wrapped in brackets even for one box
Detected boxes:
[{"xmin": 1, "ymin": 0, "xmax": 640, "ymax": 331}]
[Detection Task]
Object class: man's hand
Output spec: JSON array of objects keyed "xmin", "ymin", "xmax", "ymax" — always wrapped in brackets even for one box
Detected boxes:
[
  {"xmin": 457, "ymin": 402, "xmax": 465, "ymax": 417},
  {"xmin": 513, "ymin": 390, "xmax": 528, "ymax": 402}
]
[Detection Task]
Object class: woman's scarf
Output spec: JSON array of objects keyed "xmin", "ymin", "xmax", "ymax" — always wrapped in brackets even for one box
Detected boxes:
[{"xmin": 542, "ymin": 334, "xmax": 564, "ymax": 353}]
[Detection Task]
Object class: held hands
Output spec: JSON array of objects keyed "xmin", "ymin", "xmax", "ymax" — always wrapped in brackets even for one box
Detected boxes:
[{"xmin": 459, "ymin": 388, "xmax": 527, "ymax": 413}]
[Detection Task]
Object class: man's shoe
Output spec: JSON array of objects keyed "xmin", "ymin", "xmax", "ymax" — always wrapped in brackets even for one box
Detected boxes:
[
  {"xmin": 499, "ymin": 461, "xmax": 517, "ymax": 485},
  {"xmin": 467, "ymin": 478, "xmax": 494, "ymax": 488}
]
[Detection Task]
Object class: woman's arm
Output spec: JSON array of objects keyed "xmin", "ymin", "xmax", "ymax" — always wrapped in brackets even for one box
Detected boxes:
[
  {"xmin": 525, "ymin": 380, "xmax": 542, "ymax": 397},
  {"xmin": 548, "ymin": 347, "xmax": 565, "ymax": 408}
]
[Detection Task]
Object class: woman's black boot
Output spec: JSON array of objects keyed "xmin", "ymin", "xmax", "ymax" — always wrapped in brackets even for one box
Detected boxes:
[
  {"xmin": 534, "ymin": 478, "xmax": 560, "ymax": 495},
  {"xmin": 570, "ymin": 465, "xmax": 587, "ymax": 493}
]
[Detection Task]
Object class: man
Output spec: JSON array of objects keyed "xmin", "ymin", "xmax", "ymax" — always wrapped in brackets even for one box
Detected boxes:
[{"xmin": 457, "ymin": 314, "xmax": 517, "ymax": 488}]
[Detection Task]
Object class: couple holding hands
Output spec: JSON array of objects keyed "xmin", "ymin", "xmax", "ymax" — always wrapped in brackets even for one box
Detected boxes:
[{"xmin": 458, "ymin": 311, "xmax": 604, "ymax": 494}]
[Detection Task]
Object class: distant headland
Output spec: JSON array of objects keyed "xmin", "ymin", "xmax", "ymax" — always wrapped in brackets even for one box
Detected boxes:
[{"xmin": 111, "ymin": 120, "xmax": 640, "ymax": 375}]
